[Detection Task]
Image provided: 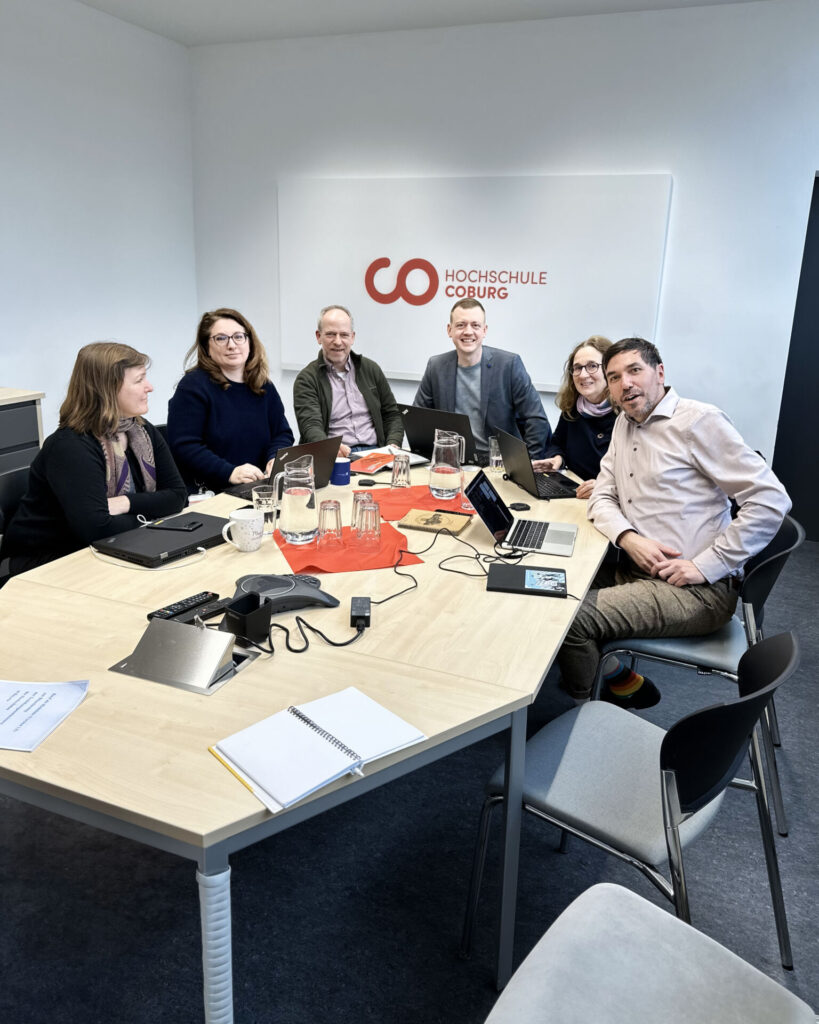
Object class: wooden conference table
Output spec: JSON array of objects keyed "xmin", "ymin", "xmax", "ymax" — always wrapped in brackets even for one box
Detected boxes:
[{"xmin": 0, "ymin": 469, "xmax": 607, "ymax": 1023}]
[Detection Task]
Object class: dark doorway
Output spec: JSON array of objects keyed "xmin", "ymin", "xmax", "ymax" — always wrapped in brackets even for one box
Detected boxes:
[{"xmin": 773, "ymin": 173, "xmax": 819, "ymax": 540}]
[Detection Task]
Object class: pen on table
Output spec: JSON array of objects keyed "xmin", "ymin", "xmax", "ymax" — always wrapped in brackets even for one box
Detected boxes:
[
  {"xmin": 435, "ymin": 508, "xmax": 472, "ymax": 517},
  {"xmin": 209, "ymin": 746, "xmax": 254, "ymax": 793}
]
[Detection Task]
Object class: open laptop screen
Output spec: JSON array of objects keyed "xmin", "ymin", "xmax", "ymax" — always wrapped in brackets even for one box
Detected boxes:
[
  {"xmin": 464, "ymin": 471, "xmax": 514, "ymax": 544},
  {"xmin": 397, "ymin": 404, "xmax": 479, "ymax": 464}
]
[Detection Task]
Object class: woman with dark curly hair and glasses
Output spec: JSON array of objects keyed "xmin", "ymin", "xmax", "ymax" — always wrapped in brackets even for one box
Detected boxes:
[
  {"xmin": 2, "ymin": 342, "xmax": 187, "ymax": 576},
  {"xmin": 533, "ymin": 335, "xmax": 616, "ymax": 499},
  {"xmin": 167, "ymin": 307, "xmax": 294, "ymax": 492}
]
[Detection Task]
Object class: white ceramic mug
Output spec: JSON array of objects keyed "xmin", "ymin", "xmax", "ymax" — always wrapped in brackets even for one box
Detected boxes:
[{"xmin": 221, "ymin": 507, "xmax": 264, "ymax": 552}]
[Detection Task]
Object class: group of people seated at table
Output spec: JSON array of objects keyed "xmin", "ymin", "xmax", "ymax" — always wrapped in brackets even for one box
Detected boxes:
[{"xmin": 0, "ymin": 296, "xmax": 790, "ymax": 711}]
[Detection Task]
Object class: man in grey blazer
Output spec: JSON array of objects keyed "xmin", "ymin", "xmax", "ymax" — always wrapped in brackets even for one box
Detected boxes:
[{"xmin": 414, "ymin": 299, "xmax": 552, "ymax": 460}]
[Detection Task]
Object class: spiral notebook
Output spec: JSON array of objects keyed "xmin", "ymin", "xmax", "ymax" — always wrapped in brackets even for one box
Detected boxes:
[{"xmin": 210, "ymin": 687, "xmax": 426, "ymax": 813}]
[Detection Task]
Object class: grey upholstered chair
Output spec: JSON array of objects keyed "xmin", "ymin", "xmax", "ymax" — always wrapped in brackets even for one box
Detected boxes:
[
  {"xmin": 483, "ymin": 883, "xmax": 814, "ymax": 1024},
  {"xmin": 590, "ymin": 515, "xmax": 804, "ymax": 837},
  {"xmin": 462, "ymin": 632, "xmax": 798, "ymax": 969}
]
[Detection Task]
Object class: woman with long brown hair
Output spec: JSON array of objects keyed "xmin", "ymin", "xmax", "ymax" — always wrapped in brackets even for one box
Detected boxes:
[
  {"xmin": 167, "ymin": 307, "xmax": 294, "ymax": 492},
  {"xmin": 533, "ymin": 336, "xmax": 616, "ymax": 499},
  {"xmin": 2, "ymin": 342, "xmax": 187, "ymax": 575}
]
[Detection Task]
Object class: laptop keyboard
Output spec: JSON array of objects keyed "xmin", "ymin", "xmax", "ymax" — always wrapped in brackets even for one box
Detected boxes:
[
  {"xmin": 535, "ymin": 474, "xmax": 577, "ymax": 499},
  {"xmin": 228, "ymin": 481, "xmax": 259, "ymax": 499},
  {"xmin": 507, "ymin": 519, "xmax": 548, "ymax": 549}
]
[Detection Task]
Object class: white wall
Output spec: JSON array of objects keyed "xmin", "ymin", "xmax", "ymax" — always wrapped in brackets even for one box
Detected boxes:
[
  {"xmin": 0, "ymin": 0, "xmax": 197, "ymax": 434},
  {"xmin": 190, "ymin": 0, "xmax": 818, "ymax": 456}
]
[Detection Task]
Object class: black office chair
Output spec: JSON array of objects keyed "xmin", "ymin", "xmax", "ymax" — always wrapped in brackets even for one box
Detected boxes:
[
  {"xmin": 590, "ymin": 515, "xmax": 804, "ymax": 836},
  {"xmin": 462, "ymin": 632, "xmax": 799, "ymax": 970},
  {"xmin": 0, "ymin": 466, "xmax": 30, "ymax": 586}
]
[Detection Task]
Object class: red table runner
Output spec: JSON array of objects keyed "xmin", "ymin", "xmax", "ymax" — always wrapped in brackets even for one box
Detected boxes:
[
  {"xmin": 358, "ymin": 485, "xmax": 475, "ymax": 521},
  {"xmin": 274, "ymin": 522, "xmax": 423, "ymax": 574}
]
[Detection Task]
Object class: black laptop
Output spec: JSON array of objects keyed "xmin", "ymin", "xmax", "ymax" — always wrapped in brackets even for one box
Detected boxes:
[
  {"xmin": 398, "ymin": 404, "xmax": 482, "ymax": 465},
  {"xmin": 92, "ymin": 512, "xmax": 228, "ymax": 568},
  {"xmin": 495, "ymin": 428, "xmax": 579, "ymax": 500},
  {"xmin": 228, "ymin": 436, "xmax": 342, "ymax": 499}
]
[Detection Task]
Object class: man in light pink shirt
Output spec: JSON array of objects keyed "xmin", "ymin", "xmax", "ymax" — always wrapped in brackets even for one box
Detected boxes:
[
  {"xmin": 557, "ymin": 337, "xmax": 791, "ymax": 707},
  {"xmin": 293, "ymin": 305, "xmax": 404, "ymax": 458}
]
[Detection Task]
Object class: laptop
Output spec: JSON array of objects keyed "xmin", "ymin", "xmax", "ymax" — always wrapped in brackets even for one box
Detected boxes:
[
  {"xmin": 495, "ymin": 428, "xmax": 579, "ymax": 501},
  {"xmin": 398, "ymin": 404, "xmax": 482, "ymax": 465},
  {"xmin": 228, "ymin": 436, "xmax": 342, "ymax": 498},
  {"xmin": 92, "ymin": 512, "xmax": 228, "ymax": 568},
  {"xmin": 464, "ymin": 470, "xmax": 578, "ymax": 556}
]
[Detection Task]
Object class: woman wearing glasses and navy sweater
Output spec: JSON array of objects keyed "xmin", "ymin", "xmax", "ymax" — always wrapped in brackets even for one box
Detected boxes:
[
  {"xmin": 167, "ymin": 308, "xmax": 294, "ymax": 493},
  {"xmin": 533, "ymin": 336, "xmax": 616, "ymax": 499}
]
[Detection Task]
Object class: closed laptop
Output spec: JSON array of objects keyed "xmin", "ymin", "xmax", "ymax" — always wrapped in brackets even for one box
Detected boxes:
[{"xmin": 93, "ymin": 512, "xmax": 227, "ymax": 568}]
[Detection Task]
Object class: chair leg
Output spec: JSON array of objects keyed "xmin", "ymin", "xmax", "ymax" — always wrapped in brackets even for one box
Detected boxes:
[
  {"xmin": 759, "ymin": 710, "xmax": 789, "ymax": 836},
  {"xmin": 460, "ymin": 795, "xmax": 503, "ymax": 958},
  {"xmin": 591, "ymin": 651, "xmax": 636, "ymax": 701},
  {"xmin": 767, "ymin": 696, "xmax": 782, "ymax": 747},
  {"xmin": 749, "ymin": 729, "xmax": 793, "ymax": 970},
  {"xmin": 590, "ymin": 659, "xmax": 606, "ymax": 701},
  {"xmin": 661, "ymin": 770, "xmax": 691, "ymax": 924}
]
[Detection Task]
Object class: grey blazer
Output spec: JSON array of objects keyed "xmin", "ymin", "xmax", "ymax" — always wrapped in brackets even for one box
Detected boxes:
[{"xmin": 413, "ymin": 345, "xmax": 552, "ymax": 459}]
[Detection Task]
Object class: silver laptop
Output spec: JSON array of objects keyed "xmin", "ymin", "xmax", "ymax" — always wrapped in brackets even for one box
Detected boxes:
[{"xmin": 465, "ymin": 471, "xmax": 577, "ymax": 556}]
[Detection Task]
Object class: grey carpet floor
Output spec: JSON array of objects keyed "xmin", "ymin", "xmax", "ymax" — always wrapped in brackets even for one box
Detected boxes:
[{"xmin": 2, "ymin": 542, "xmax": 817, "ymax": 1023}]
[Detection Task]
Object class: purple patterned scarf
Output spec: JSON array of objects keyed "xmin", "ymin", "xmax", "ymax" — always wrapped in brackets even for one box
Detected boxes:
[
  {"xmin": 576, "ymin": 396, "xmax": 612, "ymax": 418},
  {"xmin": 98, "ymin": 418, "xmax": 157, "ymax": 497}
]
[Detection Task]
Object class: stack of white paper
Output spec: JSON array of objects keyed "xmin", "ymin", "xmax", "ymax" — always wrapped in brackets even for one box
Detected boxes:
[{"xmin": 0, "ymin": 679, "xmax": 89, "ymax": 752}]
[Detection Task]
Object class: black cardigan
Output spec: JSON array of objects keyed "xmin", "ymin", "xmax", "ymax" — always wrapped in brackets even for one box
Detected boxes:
[{"xmin": 2, "ymin": 421, "xmax": 187, "ymax": 574}]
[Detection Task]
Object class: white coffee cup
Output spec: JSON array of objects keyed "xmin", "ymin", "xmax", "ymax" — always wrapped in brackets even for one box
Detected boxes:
[{"xmin": 222, "ymin": 507, "xmax": 264, "ymax": 552}]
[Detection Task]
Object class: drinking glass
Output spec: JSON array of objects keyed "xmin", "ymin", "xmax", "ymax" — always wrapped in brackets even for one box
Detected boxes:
[
  {"xmin": 355, "ymin": 502, "xmax": 381, "ymax": 548},
  {"xmin": 351, "ymin": 491, "xmax": 374, "ymax": 531},
  {"xmin": 318, "ymin": 499, "xmax": 343, "ymax": 548},
  {"xmin": 390, "ymin": 452, "xmax": 412, "ymax": 489},
  {"xmin": 488, "ymin": 436, "xmax": 503, "ymax": 475},
  {"xmin": 251, "ymin": 485, "xmax": 277, "ymax": 535},
  {"xmin": 460, "ymin": 468, "xmax": 476, "ymax": 512}
]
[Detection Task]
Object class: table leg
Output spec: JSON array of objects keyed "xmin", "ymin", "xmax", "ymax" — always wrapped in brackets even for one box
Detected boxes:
[
  {"xmin": 197, "ymin": 864, "xmax": 234, "ymax": 1024},
  {"xmin": 495, "ymin": 706, "xmax": 526, "ymax": 990}
]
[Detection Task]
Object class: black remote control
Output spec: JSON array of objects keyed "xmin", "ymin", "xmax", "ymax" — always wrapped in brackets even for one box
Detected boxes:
[
  {"xmin": 172, "ymin": 597, "xmax": 236, "ymax": 625},
  {"xmin": 147, "ymin": 591, "xmax": 219, "ymax": 621}
]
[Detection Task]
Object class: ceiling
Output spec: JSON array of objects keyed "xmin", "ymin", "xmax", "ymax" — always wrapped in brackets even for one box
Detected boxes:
[{"xmin": 74, "ymin": 0, "xmax": 751, "ymax": 47}]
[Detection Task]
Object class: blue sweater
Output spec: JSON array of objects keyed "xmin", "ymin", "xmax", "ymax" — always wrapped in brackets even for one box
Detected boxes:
[
  {"xmin": 543, "ymin": 404, "xmax": 617, "ymax": 481},
  {"xmin": 167, "ymin": 369, "xmax": 294, "ymax": 491}
]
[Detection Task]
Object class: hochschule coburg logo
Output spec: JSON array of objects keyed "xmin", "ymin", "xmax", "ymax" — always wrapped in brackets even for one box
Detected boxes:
[
  {"xmin": 365, "ymin": 258, "xmax": 439, "ymax": 306},
  {"xmin": 364, "ymin": 257, "xmax": 547, "ymax": 305}
]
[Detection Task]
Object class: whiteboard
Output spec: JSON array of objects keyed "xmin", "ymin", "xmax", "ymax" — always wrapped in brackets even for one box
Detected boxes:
[{"xmin": 278, "ymin": 174, "xmax": 671, "ymax": 389}]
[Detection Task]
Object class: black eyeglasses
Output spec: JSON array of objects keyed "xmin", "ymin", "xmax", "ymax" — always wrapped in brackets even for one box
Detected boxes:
[
  {"xmin": 210, "ymin": 332, "xmax": 249, "ymax": 347},
  {"xmin": 571, "ymin": 361, "xmax": 601, "ymax": 376}
]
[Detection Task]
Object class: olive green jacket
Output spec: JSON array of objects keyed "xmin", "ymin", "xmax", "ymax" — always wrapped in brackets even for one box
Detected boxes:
[{"xmin": 293, "ymin": 352, "xmax": 404, "ymax": 447}]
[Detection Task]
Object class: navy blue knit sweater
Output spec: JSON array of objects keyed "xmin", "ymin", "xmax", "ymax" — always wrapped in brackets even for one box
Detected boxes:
[{"xmin": 167, "ymin": 369, "xmax": 294, "ymax": 491}]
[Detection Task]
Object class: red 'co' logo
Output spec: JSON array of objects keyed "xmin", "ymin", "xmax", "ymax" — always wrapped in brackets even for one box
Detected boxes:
[{"xmin": 364, "ymin": 257, "xmax": 439, "ymax": 305}]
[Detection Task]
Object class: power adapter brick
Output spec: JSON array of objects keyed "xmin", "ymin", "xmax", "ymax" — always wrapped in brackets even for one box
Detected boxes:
[{"xmin": 350, "ymin": 597, "xmax": 371, "ymax": 628}]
